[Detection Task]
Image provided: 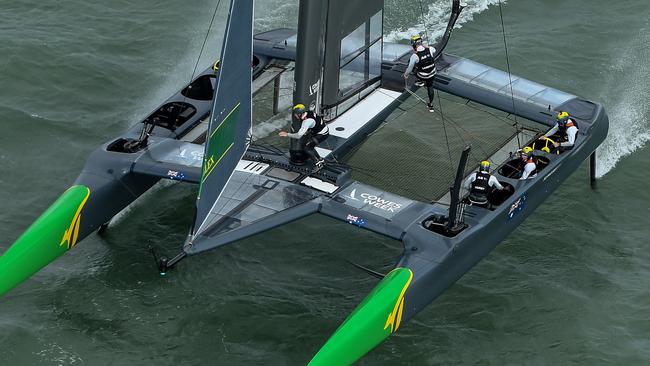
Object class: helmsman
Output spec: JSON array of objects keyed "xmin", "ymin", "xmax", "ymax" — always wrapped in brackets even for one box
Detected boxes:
[{"xmin": 539, "ymin": 111, "xmax": 579, "ymax": 152}]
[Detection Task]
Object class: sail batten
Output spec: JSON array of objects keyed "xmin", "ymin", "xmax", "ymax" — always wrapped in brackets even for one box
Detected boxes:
[{"xmin": 192, "ymin": 0, "xmax": 253, "ymax": 238}]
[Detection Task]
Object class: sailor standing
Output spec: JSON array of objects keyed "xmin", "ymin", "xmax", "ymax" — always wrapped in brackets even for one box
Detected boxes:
[
  {"xmin": 538, "ymin": 111, "xmax": 579, "ymax": 152},
  {"xmin": 403, "ymin": 35, "xmax": 437, "ymax": 113},
  {"xmin": 464, "ymin": 161, "xmax": 506, "ymax": 207},
  {"xmin": 279, "ymin": 104, "xmax": 329, "ymax": 168}
]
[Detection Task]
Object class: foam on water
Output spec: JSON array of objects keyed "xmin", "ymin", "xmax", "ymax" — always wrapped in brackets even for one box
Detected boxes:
[
  {"xmin": 596, "ymin": 26, "xmax": 650, "ymax": 177},
  {"xmin": 384, "ymin": 0, "xmax": 504, "ymax": 43}
]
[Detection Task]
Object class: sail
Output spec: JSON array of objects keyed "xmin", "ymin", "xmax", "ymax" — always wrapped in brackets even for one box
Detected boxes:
[
  {"xmin": 320, "ymin": 0, "xmax": 385, "ymax": 119},
  {"xmin": 192, "ymin": 0, "xmax": 253, "ymax": 237}
]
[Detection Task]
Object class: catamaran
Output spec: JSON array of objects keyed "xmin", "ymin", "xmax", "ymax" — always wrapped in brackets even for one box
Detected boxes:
[{"xmin": 0, "ymin": 0, "xmax": 608, "ymax": 364}]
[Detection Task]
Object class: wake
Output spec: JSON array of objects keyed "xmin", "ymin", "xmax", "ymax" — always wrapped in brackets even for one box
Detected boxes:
[
  {"xmin": 384, "ymin": 0, "xmax": 504, "ymax": 42},
  {"xmin": 596, "ymin": 27, "xmax": 650, "ymax": 178}
]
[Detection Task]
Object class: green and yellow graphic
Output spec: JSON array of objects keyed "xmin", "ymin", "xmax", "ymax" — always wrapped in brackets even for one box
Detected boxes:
[
  {"xmin": 60, "ymin": 187, "xmax": 90, "ymax": 249},
  {"xmin": 0, "ymin": 185, "xmax": 91, "ymax": 297},
  {"xmin": 308, "ymin": 268, "xmax": 414, "ymax": 366},
  {"xmin": 383, "ymin": 268, "xmax": 413, "ymax": 333},
  {"xmin": 198, "ymin": 102, "xmax": 240, "ymax": 198}
]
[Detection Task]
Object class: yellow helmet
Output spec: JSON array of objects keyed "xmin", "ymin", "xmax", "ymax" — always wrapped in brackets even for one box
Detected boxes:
[
  {"xmin": 556, "ymin": 111, "xmax": 569, "ymax": 122},
  {"xmin": 292, "ymin": 103, "xmax": 306, "ymax": 116},
  {"xmin": 410, "ymin": 35, "xmax": 423, "ymax": 47},
  {"xmin": 479, "ymin": 160, "xmax": 490, "ymax": 172},
  {"xmin": 522, "ymin": 146, "xmax": 533, "ymax": 155}
]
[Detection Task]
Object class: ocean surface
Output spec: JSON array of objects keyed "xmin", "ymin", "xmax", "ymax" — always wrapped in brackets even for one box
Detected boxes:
[{"xmin": 1, "ymin": 0, "xmax": 650, "ymax": 365}]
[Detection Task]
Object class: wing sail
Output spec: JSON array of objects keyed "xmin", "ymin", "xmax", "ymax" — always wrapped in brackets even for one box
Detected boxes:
[
  {"xmin": 192, "ymin": 0, "xmax": 253, "ymax": 238},
  {"xmin": 433, "ymin": 0, "xmax": 463, "ymax": 60}
]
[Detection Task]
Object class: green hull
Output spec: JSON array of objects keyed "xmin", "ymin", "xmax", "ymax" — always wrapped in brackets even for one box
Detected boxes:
[
  {"xmin": 0, "ymin": 185, "xmax": 90, "ymax": 297},
  {"xmin": 308, "ymin": 268, "xmax": 413, "ymax": 366}
]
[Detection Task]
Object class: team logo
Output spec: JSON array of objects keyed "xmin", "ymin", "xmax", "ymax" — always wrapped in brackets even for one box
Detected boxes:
[
  {"xmin": 384, "ymin": 269, "xmax": 413, "ymax": 333},
  {"xmin": 308, "ymin": 80, "xmax": 320, "ymax": 96},
  {"xmin": 60, "ymin": 187, "xmax": 91, "ymax": 250},
  {"xmin": 346, "ymin": 189, "xmax": 406, "ymax": 213}
]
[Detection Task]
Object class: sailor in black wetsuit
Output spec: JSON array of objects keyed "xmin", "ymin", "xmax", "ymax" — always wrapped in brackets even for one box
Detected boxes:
[
  {"xmin": 403, "ymin": 35, "xmax": 437, "ymax": 113},
  {"xmin": 464, "ymin": 161, "xmax": 506, "ymax": 208},
  {"xmin": 279, "ymin": 104, "xmax": 329, "ymax": 168}
]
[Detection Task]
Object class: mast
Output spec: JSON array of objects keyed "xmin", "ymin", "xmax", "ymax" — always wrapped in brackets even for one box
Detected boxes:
[{"xmin": 290, "ymin": 0, "xmax": 328, "ymax": 164}]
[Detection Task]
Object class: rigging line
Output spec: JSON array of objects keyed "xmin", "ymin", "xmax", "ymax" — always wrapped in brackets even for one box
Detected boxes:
[
  {"xmin": 381, "ymin": 78, "xmax": 522, "ymax": 132},
  {"xmin": 497, "ymin": 0, "xmax": 521, "ymax": 148},
  {"xmin": 250, "ymin": 140, "xmax": 284, "ymax": 155},
  {"xmin": 444, "ymin": 95, "xmax": 519, "ymax": 128},
  {"xmin": 252, "ymin": 92, "xmax": 295, "ymax": 103},
  {"xmin": 438, "ymin": 112, "xmax": 498, "ymax": 165},
  {"xmin": 187, "ymin": 0, "xmax": 222, "ymax": 95},
  {"xmin": 417, "ymin": 0, "xmax": 431, "ymax": 42},
  {"xmin": 435, "ymin": 85, "xmax": 454, "ymax": 169},
  {"xmin": 434, "ymin": 104, "xmax": 509, "ymax": 161},
  {"xmin": 390, "ymin": 82, "xmax": 491, "ymax": 165},
  {"xmin": 434, "ymin": 90, "xmax": 469, "ymax": 148},
  {"xmin": 385, "ymin": 84, "xmax": 523, "ymax": 131},
  {"xmin": 377, "ymin": 85, "xmax": 518, "ymax": 167}
]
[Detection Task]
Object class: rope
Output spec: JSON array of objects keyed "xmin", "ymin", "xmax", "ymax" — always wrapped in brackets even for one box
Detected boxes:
[
  {"xmin": 497, "ymin": 0, "xmax": 521, "ymax": 148},
  {"xmin": 189, "ymin": 0, "xmax": 222, "ymax": 86},
  {"xmin": 435, "ymin": 87, "xmax": 454, "ymax": 168},
  {"xmin": 181, "ymin": 0, "xmax": 222, "ymax": 111},
  {"xmin": 417, "ymin": 0, "xmax": 431, "ymax": 42},
  {"xmin": 402, "ymin": 82, "xmax": 494, "ymax": 161},
  {"xmin": 384, "ymin": 80, "xmax": 527, "ymax": 166}
]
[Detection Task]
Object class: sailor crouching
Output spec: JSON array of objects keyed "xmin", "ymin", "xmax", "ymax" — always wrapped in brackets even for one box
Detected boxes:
[
  {"xmin": 464, "ymin": 160, "xmax": 507, "ymax": 208},
  {"xmin": 538, "ymin": 111, "xmax": 579, "ymax": 152},
  {"xmin": 279, "ymin": 104, "xmax": 329, "ymax": 168}
]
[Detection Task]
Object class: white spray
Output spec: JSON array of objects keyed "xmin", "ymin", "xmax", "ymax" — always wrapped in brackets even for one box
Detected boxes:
[
  {"xmin": 596, "ymin": 27, "xmax": 650, "ymax": 178},
  {"xmin": 384, "ymin": 0, "xmax": 504, "ymax": 42}
]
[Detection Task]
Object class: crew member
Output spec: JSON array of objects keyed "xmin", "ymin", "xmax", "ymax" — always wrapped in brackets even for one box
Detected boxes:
[
  {"xmin": 279, "ymin": 104, "xmax": 329, "ymax": 168},
  {"xmin": 520, "ymin": 146, "xmax": 537, "ymax": 180},
  {"xmin": 538, "ymin": 111, "xmax": 579, "ymax": 152},
  {"xmin": 403, "ymin": 35, "xmax": 437, "ymax": 113},
  {"xmin": 464, "ymin": 160, "xmax": 507, "ymax": 207}
]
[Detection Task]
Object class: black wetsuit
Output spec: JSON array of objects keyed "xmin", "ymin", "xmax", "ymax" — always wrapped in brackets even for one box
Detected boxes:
[
  {"xmin": 468, "ymin": 171, "xmax": 491, "ymax": 206},
  {"xmin": 300, "ymin": 111, "xmax": 329, "ymax": 162},
  {"xmin": 415, "ymin": 47, "xmax": 436, "ymax": 104}
]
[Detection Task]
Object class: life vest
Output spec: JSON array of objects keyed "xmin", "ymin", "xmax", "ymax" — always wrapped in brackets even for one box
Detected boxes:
[
  {"xmin": 469, "ymin": 171, "xmax": 490, "ymax": 204},
  {"xmin": 415, "ymin": 47, "xmax": 436, "ymax": 80},
  {"xmin": 305, "ymin": 111, "xmax": 327, "ymax": 135},
  {"xmin": 524, "ymin": 156, "xmax": 537, "ymax": 176},
  {"xmin": 557, "ymin": 118, "xmax": 578, "ymax": 139}
]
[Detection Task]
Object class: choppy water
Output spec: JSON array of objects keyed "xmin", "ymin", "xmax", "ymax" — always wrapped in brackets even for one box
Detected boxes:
[{"xmin": 1, "ymin": 0, "xmax": 650, "ymax": 365}]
